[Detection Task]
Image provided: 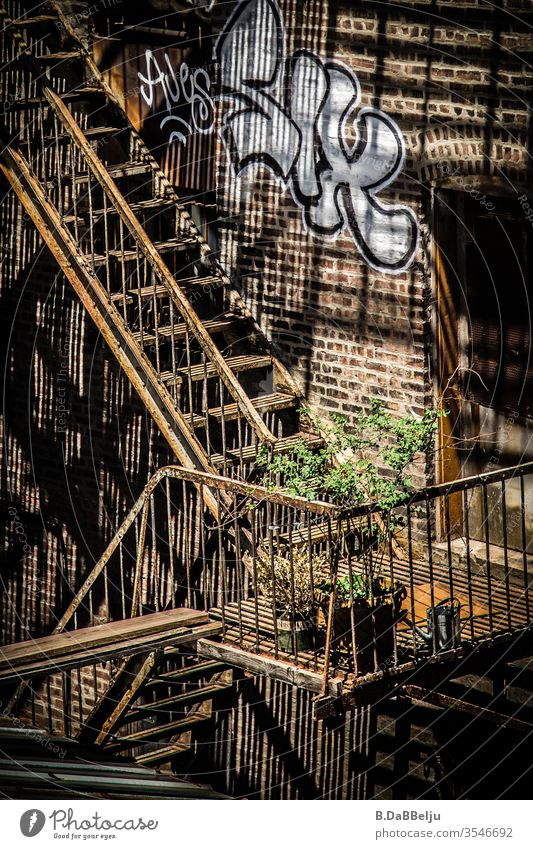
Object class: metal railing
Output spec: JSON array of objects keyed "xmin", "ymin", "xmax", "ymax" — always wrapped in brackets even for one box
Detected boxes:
[{"xmin": 48, "ymin": 460, "xmax": 533, "ymax": 692}]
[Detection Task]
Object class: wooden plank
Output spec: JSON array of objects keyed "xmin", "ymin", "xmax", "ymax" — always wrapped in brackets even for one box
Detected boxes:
[
  {"xmin": 0, "ymin": 609, "xmax": 209, "ymax": 668},
  {"xmin": 0, "ymin": 622, "xmax": 223, "ymax": 683},
  {"xmin": 196, "ymin": 638, "xmax": 342, "ymax": 696}
]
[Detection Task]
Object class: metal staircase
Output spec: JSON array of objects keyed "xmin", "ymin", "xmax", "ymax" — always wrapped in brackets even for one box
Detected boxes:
[
  {"xmin": 0, "ymin": 0, "xmax": 320, "ymax": 514},
  {"xmin": 82, "ymin": 652, "xmax": 233, "ymax": 771}
]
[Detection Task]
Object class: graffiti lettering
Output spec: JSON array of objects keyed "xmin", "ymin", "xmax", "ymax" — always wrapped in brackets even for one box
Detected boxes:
[
  {"xmin": 138, "ymin": 49, "xmax": 215, "ymax": 146},
  {"xmin": 215, "ymin": 0, "xmax": 419, "ymax": 273}
]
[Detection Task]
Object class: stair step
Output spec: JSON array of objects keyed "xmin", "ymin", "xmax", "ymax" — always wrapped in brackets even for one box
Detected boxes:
[
  {"xmin": 121, "ymin": 683, "xmax": 231, "ymax": 724},
  {"xmin": 192, "ymin": 392, "xmax": 297, "ymax": 428},
  {"xmin": 211, "ymin": 431, "xmax": 323, "ymax": 467},
  {"xmin": 67, "ymin": 161, "xmax": 152, "ymax": 185},
  {"xmin": 107, "ymin": 237, "xmax": 196, "ymax": 262},
  {"xmin": 152, "ymin": 660, "xmax": 228, "ymax": 684},
  {"xmin": 32, "ymin": 51, "xmax": 81, "ymax": 63},
  {"xmin": 160, "ymin": 354, "xmax": 272, "ymax": 384},
  {"xmin": 135, "ymin": 741, "xmax": 191, "ymax": 768},
  {"xmin": 110, "ymin": 275, "xmax": 221, "ymax": 303},
  {"xmin": 45, "ymin": 126, "xmax": 122, "ymax": 142},
  {"xmin": 9, "ymin": 14, "xmax": 59, "ymax": 27},
  {"xmin": 12, "ymin": 87, "xmax": 104, "ymax": 108},
  {"xmin": 107, "ymin": 714, "xmax": 209, "ymax": 749},
  {"xmin": 92, "ymin": 197, "xmax": 175, "ymax": 218},
  {"xmin": 132, "ymin": 312, "xmax": 245, "ymax": 346}
]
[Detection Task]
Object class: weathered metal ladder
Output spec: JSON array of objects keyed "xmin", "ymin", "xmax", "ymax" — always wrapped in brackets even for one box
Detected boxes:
[{"xmin": 0, "ymin": 0, "xmax": 321, "ymax": 517}]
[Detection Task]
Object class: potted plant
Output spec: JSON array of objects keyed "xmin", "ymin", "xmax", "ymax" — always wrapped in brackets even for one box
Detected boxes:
[
  {"xmin": 256, "ymin": 399, "xmax": 443, "ymax": 670},
  {"xmin": 315, "ymin": 572, "xmax": 407, "ymax": 673},
  {"xmin": 255, "ymin": 547, "xmax": 329, "ymax": 653}
]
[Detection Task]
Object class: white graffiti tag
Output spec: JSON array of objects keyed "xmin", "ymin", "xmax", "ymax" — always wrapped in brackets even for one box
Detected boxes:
[
  {"xmin": 138, "ymin": 49, "xmax": 215, "ymax": 146},
  {"xmin": 215, "ymin": 0, "xmax": 419, "ymax": 273}
]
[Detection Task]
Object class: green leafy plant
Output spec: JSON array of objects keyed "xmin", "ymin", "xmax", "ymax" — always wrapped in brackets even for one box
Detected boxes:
[{"xmin": 257, "ymin": 399, "xmax": 443, "ymax": 511}]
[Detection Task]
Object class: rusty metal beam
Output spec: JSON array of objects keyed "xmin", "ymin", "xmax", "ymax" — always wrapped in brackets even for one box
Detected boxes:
[{"xmin": 401, "ymin": 683, "xmax": 533, "ymax": 732}]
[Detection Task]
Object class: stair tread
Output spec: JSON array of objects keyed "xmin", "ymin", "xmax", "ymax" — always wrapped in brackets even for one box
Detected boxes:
[
  {"xmin": 160, "ymin": 354, "xmax": 272, "ymax": 384},
  {"xmin": 32, "ymin": 51, "xmax": 81, "ymax": 61},
  {"xmin": 211, "ymin": 431, "xmax": 323, "ymax": 467},
  {"xmin": 124, "ymin": 683, "xmax": 231, "ymax": 723},
  {"xmin": 111, "ymin": 714, "xmax": 209, "ymax": 746},
  {"xmin": 135, "ymin": 742, "xmax": 191, "ymax": 767},
  {"xmin": 13, "ymin": 88, "xmax": 104, "ymax": 107},
  {"xmin": 10, "ymin": 15, "xmax": 59, "ymax": 25},
  {"xmin": 110, "ymin": 276, "xmax": 221, "ymax": 303},
  {"xmin": 93, "ymin": 197, "xmax": 175, "ymax": 217},
  {"xmin": 132, "ymin": 312, "xmax": 245, "ymax": 345},
  {"xmin": 43, "ymin": 126, "xmax": 120, "ymax": 141},
  {"xmin": 192, "ymin": 392, "xmax": 297, "ymax": 427},
  {"xmin": 153, "ymin": 660, "xmax": 228, "ymax": 683},
  {"xmin": 108, "ymin": 237, "xmax": 196, "ymax": 261},
  {"xmin": 66, "ymin": 161, "xmax": 152, "ymax": 184}
]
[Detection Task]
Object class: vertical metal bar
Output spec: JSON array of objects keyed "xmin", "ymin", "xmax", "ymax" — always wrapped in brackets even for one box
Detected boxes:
[
  {"xmin": 118, "ymin": 218, "xmax": 127, "ymax": 322},
  {"xmin": 165, "ymin": 476, "xmax": 175, "ymax": 609},
  {"xmin": 233, "ymin": 492, "xmax": 243, "ymax": 646},
  {"xmin": 198, "ymin": 484, "xmax": 207, "ymax": 610},
  {"xmin": 307, "ymin": 510, "xmax": 318, "ymax": 671},
  {"xmin": 53, "ymin": 115, "xmax": 64, "ymax": 218},
  {"xmin": 169, "ymin": 300, "xmax": 179, "ymax": 404},
  {"xmin": 520, "ymin": 474, "xmax": 530, "ymax": 624},
  {"xmin": 426, "ymin": 498, "xmax": 437, "ymax": 656},
  {"xmin": 346, "ymin": 520, "xmax": 358, "ymax": 675},
  {"xmin": 119, "ymin": 543, "xmax": 126, "ymax": 620},
  {"xmin": 388, "ymin": 511, "xmax": 398, "ymax": 666},
  {"xmin": 463, "ymin": 487, "xmax": 475, "ymax": 641},
  {"xmin": 185, "ymin": 327, "xmax": 195, "ymax": 427},
  {"xmin": 131, "ymin": 498, "xmax": 149, "ymax": 617},
  {"xmin": 202, "ymin": 353, "xmax": 211, "ymax": 460},
  {"xmin": 501, "ymin": 479, "xmax": 512, "ymax": 630},
  {"xmin": 250, "ymin": 503, "xmax": 260, "ymax": 653},
  {"xmin": 321, "ymin": 515, "xmax": 340, "ymax": 695},
  {"xmin": 183, "ymin": 480, "xmax": 192, "ymax": 607},
  {"xmin": 482, "ymin": 482, "xmax": 494, "ymax": 637},
  {"xmin": 102, "ymin": 192, "xmax": 111, "ymax": 296},
  {"xmin": 149, "ymin": 492, "xmax": 159, "ymax": 612},
  {"xmin": 217, "ymin": 489, "xmax": 226, "ymax": 633},
  {"xmin": 444, "ymin": 493, "xmax": 456, "ymax": 645},
  {"xmin": 266, "ymin": 499, "xmax": 279, "ymax": 658},
  {"xmin": 406, "ymin": 503, "xmax": 417, "ymax": 656},
  {"xmin": 219, "ymin": 377, "xmax": 227, "ymax": 475},
  {"xmin": 287, "ymin": 509, "xmax": 298, "ymax": 663}
]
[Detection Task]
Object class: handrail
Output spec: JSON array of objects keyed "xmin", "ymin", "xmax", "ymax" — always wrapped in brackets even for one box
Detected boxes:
[
  {"xmin": 57, "ymin": 457, "xmax": 533, "ymax": 633},
  {"xmin": 342, "ymin": 459, "xmax": 533, "ymax": 517}
]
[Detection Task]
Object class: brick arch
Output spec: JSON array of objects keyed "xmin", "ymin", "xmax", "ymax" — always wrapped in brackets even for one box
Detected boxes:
[{"xmin": 415, "ymin": 125, "xmax": 530, "ymax": 188}]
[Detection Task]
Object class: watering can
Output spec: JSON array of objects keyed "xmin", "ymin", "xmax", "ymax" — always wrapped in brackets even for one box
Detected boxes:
[{"xmin": 404, "ymin": 598, "xmax": 463, "ymax": 652}]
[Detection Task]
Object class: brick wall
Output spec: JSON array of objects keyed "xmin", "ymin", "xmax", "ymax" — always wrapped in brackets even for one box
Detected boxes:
[
  {"xmin": 214, "ymin": 0, "xmax": 533, "ymax": 494},
  {"xmin": 0, "ymin": 180, "xmax": 174, "ymax": 644}
]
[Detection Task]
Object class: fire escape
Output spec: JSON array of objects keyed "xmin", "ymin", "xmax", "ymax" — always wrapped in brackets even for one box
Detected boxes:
[{"xmin": 1, "ymin": 0, "xmax": 533, "ymax": 780}]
